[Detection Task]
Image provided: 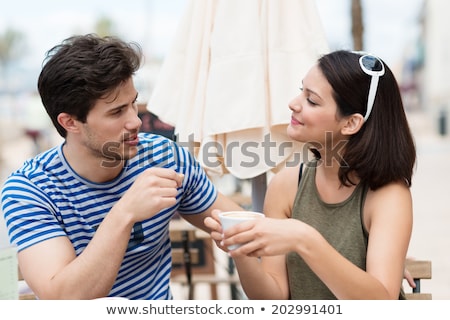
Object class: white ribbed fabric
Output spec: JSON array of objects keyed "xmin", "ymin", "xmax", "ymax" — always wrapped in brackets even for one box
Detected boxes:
[{"xmin": 149, "ymin": 0, "xmax": 329, "ymax": 179}]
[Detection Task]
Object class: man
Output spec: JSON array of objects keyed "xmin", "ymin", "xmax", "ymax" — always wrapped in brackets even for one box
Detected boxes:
[{"xmin": 1, "ymin": 34, "xmax": 241, "ymax": 299}]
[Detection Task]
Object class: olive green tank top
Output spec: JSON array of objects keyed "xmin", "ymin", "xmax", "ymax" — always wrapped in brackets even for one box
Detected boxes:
[{"xmin": 286, "ymin": 161, "xmax": 369, "ymax": 299}]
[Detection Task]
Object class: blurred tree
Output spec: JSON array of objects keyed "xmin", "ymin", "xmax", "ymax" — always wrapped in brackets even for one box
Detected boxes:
[
  {"xmin": 0, "ymin": 28, "xmax": 26, "ymax": 70},
  {"xmin": 95, "ymin": 16, "xmax": 117, "ymax": 37},
  {"xmin": 351, "ymin": 0, "xmax": 364, "ymax": 51}
]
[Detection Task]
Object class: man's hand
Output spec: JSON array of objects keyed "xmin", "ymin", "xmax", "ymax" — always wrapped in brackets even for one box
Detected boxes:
[{"xmin": 116, "ymin": 167, "xmax": 184, "ymax": 222}]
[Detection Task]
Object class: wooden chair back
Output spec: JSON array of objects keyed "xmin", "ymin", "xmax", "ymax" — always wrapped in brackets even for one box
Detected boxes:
[
  {"xmin": 169, "ymin": 220, "xmax": 240, "ymax": 299},
  {"xmin": 404, "ymin": 259, "xmax": 432, "ymax": 300}
]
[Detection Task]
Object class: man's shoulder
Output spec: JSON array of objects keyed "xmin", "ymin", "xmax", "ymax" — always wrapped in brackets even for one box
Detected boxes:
[
  {"xmin": 138, "ymin": 132, "xmax": 174, "ymax": 146},
  {"xmin": 4, "ymin": 146, "xmax": 62, "ymax": 184},
  {"xmin": 137, "ymin": 132, "xmax": 189, "ymax": 156}
]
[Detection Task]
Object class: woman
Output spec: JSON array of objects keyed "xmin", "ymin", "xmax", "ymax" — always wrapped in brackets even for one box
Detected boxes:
[{"xmin": 205, "ymin": 50, "xmax": 416, "ymax": 299}]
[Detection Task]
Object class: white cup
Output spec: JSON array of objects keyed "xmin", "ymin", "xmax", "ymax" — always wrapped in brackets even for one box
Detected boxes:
[{"xmin": 218, "ymin": 211, "xmax": 265, "ymax": 250}]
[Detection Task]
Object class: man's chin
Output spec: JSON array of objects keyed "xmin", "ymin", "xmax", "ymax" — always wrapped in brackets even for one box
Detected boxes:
[
  {"xmin": 123, "ymin": 146, "xmax": 139, "ymax": 160},
  {"xmin": 100, "ymin": 147, "xmax": 138, "ymax": 167}
]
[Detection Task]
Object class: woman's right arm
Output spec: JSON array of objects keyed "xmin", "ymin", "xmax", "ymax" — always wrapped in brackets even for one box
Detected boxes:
[{"xmin": 229, "ymin": 166, "xmax": 301, "ymax": 299}]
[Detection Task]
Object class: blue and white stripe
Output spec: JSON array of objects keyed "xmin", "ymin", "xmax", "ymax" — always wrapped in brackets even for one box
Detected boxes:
[{"xmin": 1, "ymin": 133, "xmax": 217, "ymax": 299}]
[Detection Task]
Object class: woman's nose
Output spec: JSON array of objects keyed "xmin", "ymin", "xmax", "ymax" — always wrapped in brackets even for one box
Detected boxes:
[{"xmin": 288, "ymin": 95, "xmax": 302, "ymax": 112}]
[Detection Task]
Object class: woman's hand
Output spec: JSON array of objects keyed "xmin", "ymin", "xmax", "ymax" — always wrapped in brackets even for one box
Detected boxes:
[
  {"xmin": 204, "ymin": 209, "xmax": 229, "ymax": 252},
  {"xmin": 404, "ymin": 268, "xmax": 416, "ymax": 288},
  {"xmin": 223, "ymin": 217, "xmax": 303, "ymax": 258},
  {"xmin": 404, "ymin": 257, "xmax": 417, "ymax": 289}
]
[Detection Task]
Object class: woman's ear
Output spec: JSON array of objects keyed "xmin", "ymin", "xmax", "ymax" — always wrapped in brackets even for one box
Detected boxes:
[
  {"xmin": 57, "ymin": 113, "xmax": 80, "ymax": 133},
  {"xmin": 341, "ymin": 113, "xmax": 364, "ymax": 135}
]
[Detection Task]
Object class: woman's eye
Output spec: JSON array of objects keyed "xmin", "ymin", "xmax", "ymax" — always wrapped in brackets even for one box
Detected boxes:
[
  {"xmin": 307, "ymin": 98, "xmax": 317, "ymax": 106},
  {"xmin": 300, "ymin": 86, "xmax": 317, "ymax": 105}
]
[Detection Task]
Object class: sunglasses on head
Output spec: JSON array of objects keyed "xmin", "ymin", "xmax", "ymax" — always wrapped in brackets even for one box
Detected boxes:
[{"xmin": 357, "ymin": 53, "xmax": 385, "ymax": 121}]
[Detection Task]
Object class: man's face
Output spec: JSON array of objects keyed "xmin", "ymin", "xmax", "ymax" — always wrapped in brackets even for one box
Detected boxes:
[{"xmin": 78, "ymin": 77, "xmax": 142, "ymax": 164}]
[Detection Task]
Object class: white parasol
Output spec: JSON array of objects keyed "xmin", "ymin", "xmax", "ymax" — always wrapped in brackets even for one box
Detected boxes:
[{"xmin": 148, "ymin": 0, "xmax": 329, "ymax": 210}]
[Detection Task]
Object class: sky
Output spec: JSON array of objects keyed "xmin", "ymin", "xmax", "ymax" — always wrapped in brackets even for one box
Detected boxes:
[
  {"xmin": 0, "ymin": 0, "xmax": 424, "ymax": 91},
  {"xmin": 316, "ymin": 0, "xmax": 423, "ymax": 66},
  {"xmin": 1, "ymin": 0, "xmax": 188, "ymax": 66}
]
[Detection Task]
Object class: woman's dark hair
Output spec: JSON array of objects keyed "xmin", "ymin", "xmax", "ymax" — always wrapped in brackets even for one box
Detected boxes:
[
  {"xmin": 37, "ymin": 33, "xmax": 142, "ymax": 137},
  {"xmin": 317, "ymin": 50, "xmax": 416, "ymax": 190}
]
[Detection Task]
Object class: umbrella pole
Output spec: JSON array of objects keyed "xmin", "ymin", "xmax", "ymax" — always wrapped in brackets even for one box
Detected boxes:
[{"xmin": 251, "ymin": 173, "xmax": 267, "ymax": 212}]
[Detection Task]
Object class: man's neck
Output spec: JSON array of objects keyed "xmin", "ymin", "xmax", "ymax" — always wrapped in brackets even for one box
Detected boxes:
[{"xmin": 62, "ymin": 142, "xmax": 124, "ymax": 183}]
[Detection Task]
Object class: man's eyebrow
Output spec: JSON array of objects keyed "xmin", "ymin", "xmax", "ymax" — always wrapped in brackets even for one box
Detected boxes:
[{"xmin": 112, "ymin": 93, "xmax": 139, "ymax": 109}]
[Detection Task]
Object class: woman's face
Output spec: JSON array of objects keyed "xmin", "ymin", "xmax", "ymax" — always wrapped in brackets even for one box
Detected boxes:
[{"xmin": 287, "ymin": 64, "xmax": 348, "ymax": 151}]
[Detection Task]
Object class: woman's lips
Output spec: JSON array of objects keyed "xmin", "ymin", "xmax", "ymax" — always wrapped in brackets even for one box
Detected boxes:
[{"xmin": 290, "ymin": 117, "xmax": 303, "ymax": 126}]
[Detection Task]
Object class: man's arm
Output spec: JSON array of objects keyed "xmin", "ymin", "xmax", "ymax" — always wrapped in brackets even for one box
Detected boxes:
[
  {"xmin": 18, "ymin": 204, "xmax": 135, "ymax": 299},
  {"xmin": 181, "ymin": 192, "xmax": 243, "ymax": 233},
  {"xmin": 16, "ymin": 167, "xmax": 184, "ymax": 299}
]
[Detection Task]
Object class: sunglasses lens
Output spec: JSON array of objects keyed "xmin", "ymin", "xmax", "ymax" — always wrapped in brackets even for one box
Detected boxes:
[{"xmin": 361, "ymin": 55, "xmax": 383, "ymax": 72}]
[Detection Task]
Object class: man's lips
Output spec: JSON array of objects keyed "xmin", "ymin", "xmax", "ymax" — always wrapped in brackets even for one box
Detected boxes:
[{"xmin": 123, "ymin": 134, "xmax": 139, "ymax": 145}]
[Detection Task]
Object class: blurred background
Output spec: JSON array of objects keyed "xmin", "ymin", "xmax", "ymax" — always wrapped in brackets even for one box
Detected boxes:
[{"xmin": 1, "ymin": 0, "xmax": 449, "ymax": 299}]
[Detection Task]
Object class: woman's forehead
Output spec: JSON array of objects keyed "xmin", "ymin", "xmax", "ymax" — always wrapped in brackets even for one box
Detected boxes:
[{"xmin": 303, "ymin": 65, "xmax": 333, "ymax": 98}]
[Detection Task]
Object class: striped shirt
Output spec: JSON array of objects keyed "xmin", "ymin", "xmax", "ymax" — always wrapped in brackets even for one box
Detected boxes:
[{"xmin": 1, "ymin": 133, "xmax": 217, "ymax": 299}]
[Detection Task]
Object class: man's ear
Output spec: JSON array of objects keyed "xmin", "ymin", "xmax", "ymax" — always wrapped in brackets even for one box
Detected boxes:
[
  {"xmin": 341, "ymin": 113, "xmax": 364, "ymax": 136},
  {"xmin": 57, "ymin": 113, "xmax": 80, "ymax": 133}
]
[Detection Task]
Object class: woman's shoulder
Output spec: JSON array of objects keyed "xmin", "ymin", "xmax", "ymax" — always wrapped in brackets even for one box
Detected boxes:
[
  {"xmin": 265, "ymin": 165, "xmax": 303, "ymax": 217},
  {"xmin": 270, "ymin": 165, "xmax": 301, "ymax": 186},
  {"xmin": 365, "ymin": 180, "xmax": 412, "ymax": 220},
  {"xmin": 363, "ymin": 180, "xmax": 413, "ymax": 238},
  {"xmin": 368, "ymin": 180, "xmax": 412, "ymax": 199}
]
